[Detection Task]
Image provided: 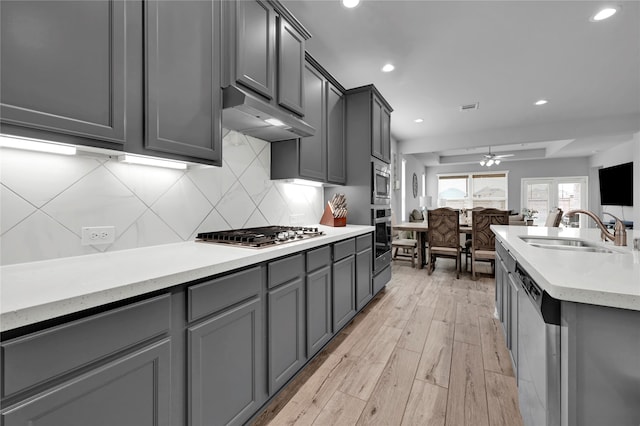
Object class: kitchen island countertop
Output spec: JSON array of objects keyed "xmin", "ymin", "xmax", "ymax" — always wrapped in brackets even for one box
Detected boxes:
[
  {"xmin": 0, "ymin": 224, "xmax": 374, "ymax": 332},
  {"xmin": 491, "ymin": 225, "xmax": 640, "ymax": 311}
]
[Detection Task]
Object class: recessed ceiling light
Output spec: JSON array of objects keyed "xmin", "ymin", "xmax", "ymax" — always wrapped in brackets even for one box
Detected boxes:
[
  {"xmin": 342, "ymin": 0, "xmax": 360, "ymax": 8},
  {"xmin": 535, "ymin": 99, "xmax": 548, "ymax": 106},
  {"xmin": 591, "ymin": 6, "xmax": 618, "ymax": 21},
  {"xmin": 381, "ymin": 63, "xmax": 395, "ymax": 72},
  {"xmin": 414, "ymin": 118, "xmax": 424, "ymax": 123}
]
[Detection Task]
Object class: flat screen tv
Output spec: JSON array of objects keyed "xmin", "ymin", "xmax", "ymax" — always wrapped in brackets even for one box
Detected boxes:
[{"xmin": 598, "ymin": 162, "xmax": 633, "ymax": 206}]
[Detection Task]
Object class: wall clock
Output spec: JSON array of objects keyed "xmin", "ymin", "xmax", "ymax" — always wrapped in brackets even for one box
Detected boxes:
[{"xmin": 412, "ymin": 173, "xmax": 418, "ymax": 198}]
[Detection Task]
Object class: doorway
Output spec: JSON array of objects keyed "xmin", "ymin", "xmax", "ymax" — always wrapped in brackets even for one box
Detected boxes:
[{"xmin": 521, "ymin": 177, "xmax": 588, "ymax": 226}]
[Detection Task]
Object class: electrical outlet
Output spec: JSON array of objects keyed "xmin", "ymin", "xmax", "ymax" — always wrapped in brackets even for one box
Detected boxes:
[{"xmin": 81, "ymin": 226, "xmax": 115, "ymax": 246}]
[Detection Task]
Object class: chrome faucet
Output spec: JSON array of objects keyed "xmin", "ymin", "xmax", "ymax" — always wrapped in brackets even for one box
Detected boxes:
[{"xmin": 564, "ymin": 209, "xmax": 627, "ymax": 246}]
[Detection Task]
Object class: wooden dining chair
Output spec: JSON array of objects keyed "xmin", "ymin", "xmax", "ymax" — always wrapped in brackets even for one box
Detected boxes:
[
  {"xmin": 391, "ymin": 212, "xmax": 418, "ymax": 267},
  {"xmin": 427, "ymin": 207, "xmax": 461, "ymax": 279},
  {"xmin": 470, "ymin": 208, "xmax": 509, "ymax": 280},
  {"xmin": 544, "ymin": 208, "xmax": 563, "ymax": 227}
]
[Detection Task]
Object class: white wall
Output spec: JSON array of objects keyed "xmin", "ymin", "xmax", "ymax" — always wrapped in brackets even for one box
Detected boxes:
[
  {"xmin": 425, "ymin": 157, "xmax": 590, "ymax": 213},
  {"xmin": 0, "ymin": 130, "xmax": 323, "ymax": 265},
  {"xmin": 589, "ymin": 134, "xmax": 638, "ymax": 225},
  {"xmin": 390, "ymin": 137, "xmax": 426, "ymax": 222}
]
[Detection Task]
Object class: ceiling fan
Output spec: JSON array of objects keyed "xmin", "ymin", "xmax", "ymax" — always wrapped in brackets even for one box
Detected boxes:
[{"xmin": 479, "ymin": 146, "xmax": 513, "ymax": 167}]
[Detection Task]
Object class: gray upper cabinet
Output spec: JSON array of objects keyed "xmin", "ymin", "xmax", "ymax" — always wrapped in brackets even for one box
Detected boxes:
[
  {"xmin": 345, "ymin": 85, "xmax": 393, "ymax": 165},
  {"xmin": 0, "ymin": 0, "xmax": 128, "ymax": 149},
  {"xmin": 145, "ymin": 0, "xmax": 222, "ymax": 165},
  {"xmin": 327, "ymin": 83, "xmax": 346, "ymax": 184},
  {"xmin": 298, "ymin": 62, "xmax": 326, "ymax": 180},
  {"xmin": 226, "ymin": 0, "xmax": 309, "ymax": 116},
  {"xmin": 234, "ymin": 0, "xmax": 275, "ymax": 99},
  {"xmin": 277, "ymin": 16, "xmax": 305, "ymax": 115},
  {"xmin": 271, "ymin": 55, "xmax": 345, "ymax": 184}
]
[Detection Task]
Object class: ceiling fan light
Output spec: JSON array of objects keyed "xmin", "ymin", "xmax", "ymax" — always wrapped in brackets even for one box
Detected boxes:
[
  {"xmin": 486, "ymin": 159, "xmax": 494, "ymax": 167},
  {"xmin": 495, "ymin": 159, "xmax": 501, "ymax": 165},
  {"xmin": 479, "ymin": 160, "xmax": 486, "ymax": 166}
]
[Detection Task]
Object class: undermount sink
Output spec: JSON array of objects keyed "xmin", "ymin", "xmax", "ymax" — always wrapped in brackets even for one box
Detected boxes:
[{"xmin": 519, "ymin": 236, "xmax": 617, "ymax": 254}]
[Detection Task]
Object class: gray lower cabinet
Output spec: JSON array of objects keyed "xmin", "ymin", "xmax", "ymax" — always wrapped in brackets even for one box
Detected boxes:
[
  {"xmin": 144, "ymin": 0, "xmax": 222, "ymax": 164},
  {"xmin": 333, "ymin": 238, "xmax": 357, "ymax": 331},
  {"xmin": 267, "ymin": 277, "xmax": 306, "ymax": 394},
  {"xmin": 355, "ymin": 234, "xmax": 373, "ymax": 311},
  {"xmin": 306, "ymin": 246, "xmax": 333, "ymax": 357},
  {"xmin": 188, "ymin": 297, "xmax": 263, "ymax": 426},
  {"xmin": 0, "ymin": 0, "xmax": 129, "ymax": 149},
  {"xmin": 2, "ymin": 339, "xmax": 171, "ymax": 426}
]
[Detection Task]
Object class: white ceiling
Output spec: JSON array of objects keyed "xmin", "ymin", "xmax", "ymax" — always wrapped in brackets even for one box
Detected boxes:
[{"xmin": 281, "ymin": 0, "xmax": 640, "ymax": 166}]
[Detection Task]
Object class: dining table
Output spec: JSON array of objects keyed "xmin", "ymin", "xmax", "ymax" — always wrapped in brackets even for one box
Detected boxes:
[{"xmin": 394, "ymin": 221, "xmax": 472, "ymax": 269}]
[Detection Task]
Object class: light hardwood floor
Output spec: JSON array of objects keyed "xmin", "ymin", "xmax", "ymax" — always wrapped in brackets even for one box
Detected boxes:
[{"xmin": 251, "ymin": 259, "xmax": 523, "ymax": 426}]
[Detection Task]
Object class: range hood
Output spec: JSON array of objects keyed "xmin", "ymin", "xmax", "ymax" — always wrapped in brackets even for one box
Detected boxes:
[{"xmin": 222, "ymin": 85, "xmax": 315, "ymax": 142}]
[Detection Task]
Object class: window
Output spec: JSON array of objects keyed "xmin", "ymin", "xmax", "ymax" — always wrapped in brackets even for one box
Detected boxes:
[{"xmin": 437, "ymin": 172, "xmax": 508, "ymax": 210}]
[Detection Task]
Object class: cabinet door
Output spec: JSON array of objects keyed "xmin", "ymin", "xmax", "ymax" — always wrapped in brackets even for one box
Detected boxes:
[
  {"xmin": 355, "ymin": 248, "xmax": 373, "ymax": 311},
  {"xmin": 277, "ymin": 16, "xmax": 305, "ymax": 116},
  {"xmin": 299, "ymin": 63, "xmax": 326, "ymax": 181},
  {"xmin": 235, "ymin": 0, "xmax": 275, "ymax": 99},
  {"xmin": 268, "ymin": 277, "xmax": 305, "ymax": 394},
  {"xmin": 1, "ymin": 1, "xmax": 127, "ymax": 146},
  {"xmin": 381, "ymin": 106, "xmax": 391, "ymax": 163},
  {"xmin": 508, "ymin": 273, "xmax": 518, "ymax": 374},
  {"xmin": 2, "ymin": 339, "xmax": 171, "ymax": 426},
  {"xmin": 327, "ymin": 83, "xmax": 346, "ymax": 184},
  {"xmin": 371, "ymin": 95, "xmax": 383, "ymax": 160},
  {"xmin": 189, "ymin": 298, "xmax": 263, "ymax": 426},
  {"xmin": 145, "ymin": 0, "xmax": 222, "ymax": 164},
  {"xmin": 495, "ymin": 258, "xmax": 505, "ymax": 324},
  {"xmin": 306, "ymin": 265, "xmax": 332, "ymax": 357},
  {"xmin": 333, "ymin": 255, "xmax": 356, "ymax": 331}
]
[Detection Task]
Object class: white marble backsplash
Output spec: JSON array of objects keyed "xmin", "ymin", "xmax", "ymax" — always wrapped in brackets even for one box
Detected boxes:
[{"xmin": 0, "ymin": 130, "xmax": 323, "ymax": 265}]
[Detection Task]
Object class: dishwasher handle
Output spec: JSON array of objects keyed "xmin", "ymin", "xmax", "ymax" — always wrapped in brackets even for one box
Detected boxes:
[{"xmin": 515, "ymin": 264, "xmax": 561, "ymax": 325}]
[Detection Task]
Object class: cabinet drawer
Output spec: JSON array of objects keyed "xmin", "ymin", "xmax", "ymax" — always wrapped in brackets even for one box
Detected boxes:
[
  {"xmin": 268, "ymin": 254, "xmax": 304, "ymax": 289},
  {"xmin": 307, "ymin": 246, "xmax": 331, "ymax": 272},
  {"xmin": 356, "ymin": 234, "xmax": 372, "ymax": 252},
  {"xmin": 188, "ymin": 266, "xmax": 262, "ymax": 322},
  {"xmin": 333, "ymin": 238, "xmax": 355, "ymax": 261},
  {"xmin": 2, "ymin": 294, "xmax": 171, "ymax": 398}
]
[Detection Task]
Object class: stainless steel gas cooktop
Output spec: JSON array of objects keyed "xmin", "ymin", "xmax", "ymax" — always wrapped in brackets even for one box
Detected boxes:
[{"xmin": 195, "ymin": 226, "xmax": 324, "ymax": 248}]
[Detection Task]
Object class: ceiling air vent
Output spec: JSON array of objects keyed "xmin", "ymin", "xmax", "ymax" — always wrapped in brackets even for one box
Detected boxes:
[{"xmin": 460, "ymin": 102, "xmax": 479, "ymax": 111}]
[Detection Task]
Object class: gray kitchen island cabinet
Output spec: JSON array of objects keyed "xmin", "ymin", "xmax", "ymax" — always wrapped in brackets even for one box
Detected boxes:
[{"xmin": 0, "ymin": 0, "xmax": 130, "ymax": 151}]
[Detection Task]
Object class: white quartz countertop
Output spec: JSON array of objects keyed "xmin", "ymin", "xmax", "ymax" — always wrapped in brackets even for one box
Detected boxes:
[
  {"xmin": 0, "ymin": 224, "xmax": 374, "ymax": 332},
  {"xmin": 491, "ymin": 225, "xmax": 640, "ymax": 311}
]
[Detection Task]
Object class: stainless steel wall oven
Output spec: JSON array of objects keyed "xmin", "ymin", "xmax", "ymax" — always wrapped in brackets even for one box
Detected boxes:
[{"xmin": 372, "ymin": 206, "xmax": 392, "ymax": 274}]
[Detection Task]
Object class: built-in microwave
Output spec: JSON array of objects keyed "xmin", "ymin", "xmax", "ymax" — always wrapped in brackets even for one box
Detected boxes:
[{"xmin": 372, "ymin": 159, "xmax": 391, "ymax": 204}]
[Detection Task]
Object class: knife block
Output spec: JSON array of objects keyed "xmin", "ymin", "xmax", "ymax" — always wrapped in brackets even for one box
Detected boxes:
[{"xmin": 319, "ymin": 204, "xmax": 346, "ymax": 227}]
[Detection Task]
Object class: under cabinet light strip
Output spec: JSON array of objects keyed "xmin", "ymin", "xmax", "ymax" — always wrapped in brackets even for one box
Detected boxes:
[
  {"xmin": 0, "ymin": 135, "xmax": 77, "ymax": 155},
  {"xmin": 118, "ymin": 154, "xmax": 188, "ymax": 170}
]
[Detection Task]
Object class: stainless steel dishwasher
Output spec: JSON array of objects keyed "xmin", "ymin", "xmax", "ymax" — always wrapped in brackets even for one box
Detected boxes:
[{"xmin": 514, "ymin": 263, "xmax": 562, "ymax": 426}]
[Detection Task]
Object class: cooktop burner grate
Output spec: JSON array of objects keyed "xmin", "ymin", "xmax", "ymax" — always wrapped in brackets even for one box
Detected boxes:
[{"xmin": 196, "ymin": 226, "xmax": 324, "ymax": 248}]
